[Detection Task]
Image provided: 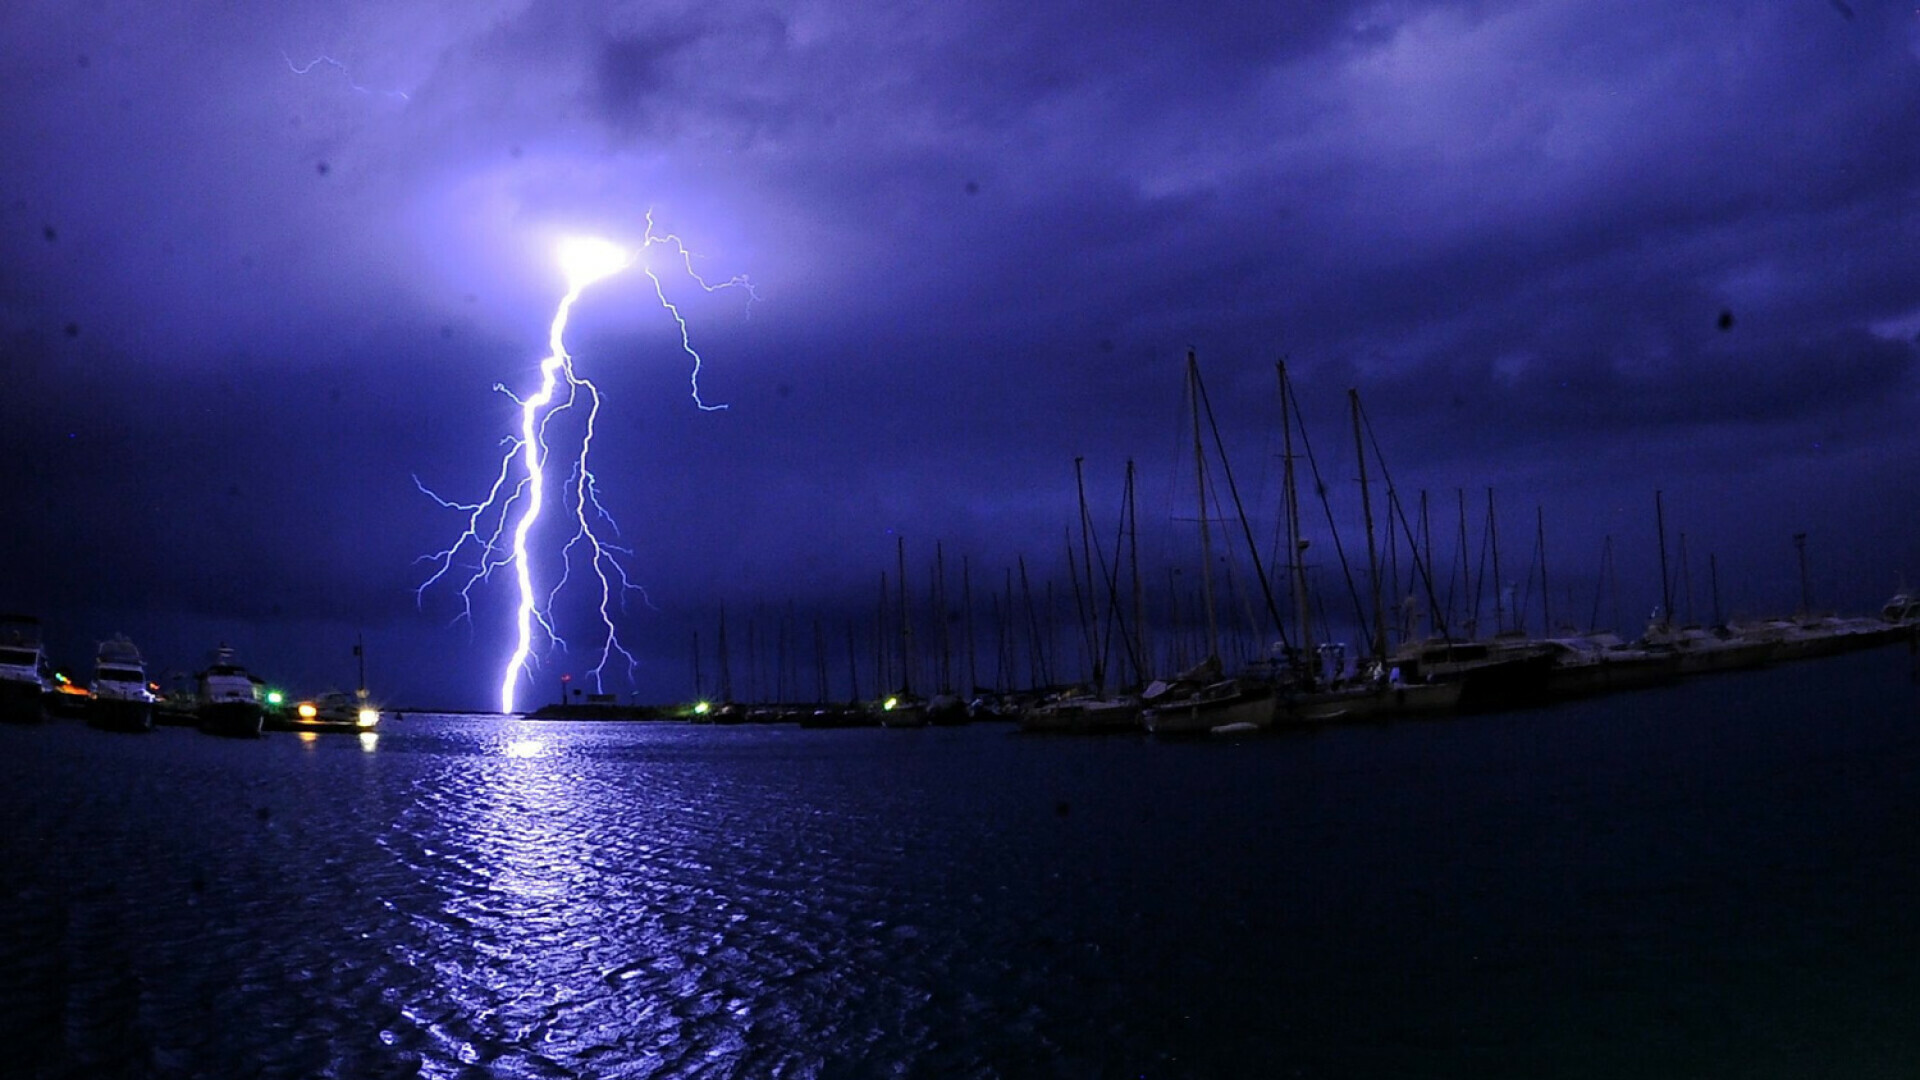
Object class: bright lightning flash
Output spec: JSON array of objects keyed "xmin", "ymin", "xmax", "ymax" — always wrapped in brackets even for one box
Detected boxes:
[
  {"xmin": 283, "ymin": 51, "xmax": 411, "ymax": 101},
  {"xmin": 416, "ymin": 219, "xmax": 754, "ymax": 714},
  {"xmin": 556, "ymin": 237, "xmax": 631, "ymax": 291}
]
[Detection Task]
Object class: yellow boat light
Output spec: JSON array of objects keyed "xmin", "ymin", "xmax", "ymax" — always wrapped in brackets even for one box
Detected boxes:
[
  {"xmin": 357, "ymin": 708, "xmax": 379, "ymax": 727},
  {"xmin": 298, "ymin": 703, "xmax": 319, "ymax": 719}
]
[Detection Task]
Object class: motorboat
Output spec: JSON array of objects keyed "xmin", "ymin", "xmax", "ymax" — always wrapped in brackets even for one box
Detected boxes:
[
  {"xmin": 0, "ymin": 614, "xmax": 51, "ymax": 724},
  {"xmin": 196, "ymin": 645, "xmax": 266, "ymax": 738},
  {"xmin": 268, "ymin": 689, "xmax": 380, "ymax": 734},
  {"xmin": 86, "ymin": 634, "xmax": 156, "ymax": 732}
]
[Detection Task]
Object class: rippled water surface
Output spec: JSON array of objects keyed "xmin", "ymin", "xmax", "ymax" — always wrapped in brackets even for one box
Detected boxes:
[{"xmin": 4, "ymin": 649, "xmax": 1919, "ymax": 1078}]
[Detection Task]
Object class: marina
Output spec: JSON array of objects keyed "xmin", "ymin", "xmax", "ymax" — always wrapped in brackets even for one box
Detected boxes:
[
  {"xmin": 3, "ymin": 646, "xmax": 1916, "ymax": 1077},
  {"xmin": 6, "ymin": 5, "xmax": 1918, "ymax": 1075},
  {"xmin": 5, "ymin": 586, "xmax": 1913, "ymax": 738},
  {"xmin": 2, "ymin": 635, "xmax": 385, "ymax": 742},
  {"xmin": 10, "ymin": 356, "xmax": 1911, "ymax": 738}
]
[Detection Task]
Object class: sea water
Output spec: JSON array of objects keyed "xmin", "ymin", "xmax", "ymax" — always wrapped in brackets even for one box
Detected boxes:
[{"xmin": 1, "ymin": 646, "xmax": 1916, "ymax": 1078}]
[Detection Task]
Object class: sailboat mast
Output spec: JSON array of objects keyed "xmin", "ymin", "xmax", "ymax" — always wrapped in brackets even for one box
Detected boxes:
[
  {"xmin": 1456, "ymin": 488, "xmax": 1471, "ymax": 638},
  {"xmin": 1794, "ymin": 531, "xmax": 1812, "ymax": 617},
  {"xmin": 1709, "ymin": 552, "xmax": 1723, "ymax": 629},
  {"xmin": 717, "ymin": 605, "xmax": 733, "ymax": 703},
  {"xmin": 934, "ymin": 541, "xmax": 952, "ymax": 695},
  {"xmin": 1419, "ymin": 489, "xmax": 1434, "ymax": 641},
  {"xmin": 1002, "ymin": 567, "xmax": 1016, "ymax": 693},
  {"xmin": 1073, "ymin": 457, "xmax": 1103, "ymax": 692},
  {"xmin": 692, "ymin": 630, "xmax": 703, "ymax": 700},
  {"xmin": 1678, "ymin": 531, "xmax": 1695, "ymax": 626},
  {"xmin": 1487, "ymin": 489, "xmax": 1505, "ymax": 635},
  {"xmin": 1655, "ymin": 490, "xmax": 1673, "ymax": 631},
  {"xmin": 1350, "ymin": 389, "xmax": 1385, "ymax": 660},
  {"xmin": 1279, "ymin": 362, "xmax": 1311, "ymax": 672},
  {"xmin": 1019, "ymin": 555, "xmax": 1048, "ymax": 689},
  {"xmin": 845, "ymin": 618, "xmax": 860, "ymax": 703},
  {"xmin": 962, "ymin": 554, "xmax": 978, "ymax": 697},
  {"xmin": 875, "ymin": 572, "xmax": 889, "ymax": 694},
  {"xmin": 1127, "ymin": 459, "xmax": 1148, "ymax": 686},
  {"xmin": 1187, "ymin": 351, "xmax": 1220, "ymax": 662},
  {"xmin": 1588, "ymin": 535, "xmax": 1611, "ymax": 633},
  {"xmin": 745, "ymin": 614, "xmax": 760, "ymax": 703},
  {"xmin": 813, "ymin": 619, "xmax": 828, "ymax": 704},
  {"xmin": 1537, "ymin": 506, "xmax": 1551, "ymax": 635},
  {"xmin": 896, "ymin": 536, "xmax": 913, "ymax": 695}
]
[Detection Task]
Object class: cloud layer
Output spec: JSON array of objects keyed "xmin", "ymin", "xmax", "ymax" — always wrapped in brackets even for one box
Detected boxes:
[{"xmin": 3, "ymin": 1, "xmax": 1916, "ymax": 706}]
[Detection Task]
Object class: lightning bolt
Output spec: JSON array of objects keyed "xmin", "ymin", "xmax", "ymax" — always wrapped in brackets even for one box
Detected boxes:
[
  {"xmin": 283, "ymin": 51, "xmax": 411, "ymax": 101},
  {"xmin": 636, "ymin": 210, "xmax": 755, "ymax": 411},
  {"xmin": 415, "ymin": 218, "xmax": 755, "ymax": 713}
]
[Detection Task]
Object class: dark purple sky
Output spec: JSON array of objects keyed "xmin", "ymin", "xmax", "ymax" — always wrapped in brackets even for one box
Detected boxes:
[{"xmin": 4, "ymin": 2, "xmax": 1918, "ymax": 710}]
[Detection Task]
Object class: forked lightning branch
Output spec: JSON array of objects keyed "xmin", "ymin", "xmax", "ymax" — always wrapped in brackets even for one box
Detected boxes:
[{"xmin": 415, "ymin": 220, "xmax": 753, "ymax": 713}]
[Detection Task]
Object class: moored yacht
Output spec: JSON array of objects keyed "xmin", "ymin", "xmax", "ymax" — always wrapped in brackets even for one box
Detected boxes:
[
  {"xmin": 926, "ymin": 693, "xmax": 970, "ymax": 725},
  {"xmin": 1881, "ymin": 590, "xmax": 1920, "ymax": 626},
  {"xmin": 798, "ymin": 701, "xmax": 877, "ymax": 728},
  {"xmin": 875, "ymin": 692, "xmax": 930, "ymax": 728},
  {"xmin": 1730, "ymin": 614, "xmax": 1877, "ymax": 662},
  {"xmin": 1640, "ymin": 621, "xmax": 1775, "ymax": 674},
  {"xmin": 269, "ymin": 633, "xmax": 382, "ymax": 734},
  {"xmin": 1539, "ymin": 633, "xmax": 1683, "ymax": 701},
  {"xmin": 1726, "ymin": 590, "xmax": 1920, "ymax": 660},
  {"xmin": 1020, "ymin": 689, "xmax": 1144, "ymax": 734},
  {"xmin": 1139, "ymin": 658, "xmax": 1280, "ymax": 737},
  {"xmin": 0, "ymin": 614, "xmax": 52, "ymax": 724},
  {"xmin": 196, "ymin": 645, "xmax": 267, "ymax": 738},
  {"xmin": 86, "ymin": 634, "xmax": 156, "ymax": 732},
  {"xmin": 1385, "ymin": 634, "xmax": 1557, "ymax": 712},
  {"xmin": 268, "ymin": 690, "xmax": 380, "ymax": 734},
  {"xmin": 1141, "ymin": 676, "xmax": 1275, "ymax": 736},
  {"xmin": 1280, "ymin": 675, "xmax": 1465, "ymax": 725}
]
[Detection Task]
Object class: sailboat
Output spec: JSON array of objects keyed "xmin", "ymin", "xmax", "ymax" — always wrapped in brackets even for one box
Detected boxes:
[
  {"xmin": 1272, "ymin": 374, "xmax": 1464, "ymax": 724},
  {"xmin": 877, "ymin": 537, "xmax": 930, "ymax": 727},
  {"xmin": 1533, "ymin": 530, "xmax": 1681, "ymax": 699},
  {"xmin": 925, "ymin": 541, "xmax": 970, "ymax": 725},
  {"xmin": 1637, "ymin": 493, "xmax": 1773, "ymax": 674},
  {"xmin": 1020, "ymin": 459, "xmax": 1148, "ymax": 734},
  {"xmin": 1381, "ymin": 488, "xmax": 1557, "ymax": 711},
  {"xmin": 1140, "ymin": 351, "xmax": 1286, "ymax": 737}
]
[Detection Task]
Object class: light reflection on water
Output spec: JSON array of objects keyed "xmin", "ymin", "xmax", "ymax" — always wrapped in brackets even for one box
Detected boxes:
[
  {"xmin": 2, "ymin": 653, "xmax": 1918, "ymax": 1078},
  {"xmin": 294, "ymin": 729, "xmax": 379, "ymax": 752},
  {"xmin": 365, "ymin": 718, "xmax": 935, "ymax": 1077},
  {"xmin": 499, "ymin": 735, "xmax": 544, "ymax": 759}
]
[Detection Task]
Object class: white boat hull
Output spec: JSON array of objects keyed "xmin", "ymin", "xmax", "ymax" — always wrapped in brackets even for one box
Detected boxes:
[{"xmin": 1142, "ymin": 685, "xmax": 1273, "ymax": 737}]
